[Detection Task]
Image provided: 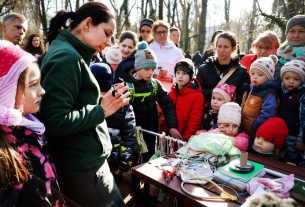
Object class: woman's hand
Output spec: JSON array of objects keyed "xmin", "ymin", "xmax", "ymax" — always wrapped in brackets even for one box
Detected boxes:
[
  {"xmin": 100, "ymin": 83, "xmax": 130, "ymax": 117},
  {"xmin": 169, "ymin": 128, "xmax": 182, "ymax": 140}
]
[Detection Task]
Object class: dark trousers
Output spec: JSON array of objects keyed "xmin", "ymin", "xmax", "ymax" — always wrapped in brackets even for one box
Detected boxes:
[{"xmin": 57, "ymin": 161, "xmax": 125, "ymax": 207}]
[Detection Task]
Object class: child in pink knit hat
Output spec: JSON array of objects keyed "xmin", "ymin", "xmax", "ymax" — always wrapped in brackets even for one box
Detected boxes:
[
  {"xmin": 210, "ymin": 102, "xmax": 249, "ymax": 151},
  {"xmin": 202, "ymin": 83, "xmax": 236, "ymax": 130},
  {"xmin": 0, "ymin": 40, "xmax": 64, "ymax": 205}
]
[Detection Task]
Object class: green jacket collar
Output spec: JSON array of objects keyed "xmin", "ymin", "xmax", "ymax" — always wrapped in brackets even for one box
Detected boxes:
[{"xmin": 58, "ymin": 29, "xmax": 96, "ymax": 64}]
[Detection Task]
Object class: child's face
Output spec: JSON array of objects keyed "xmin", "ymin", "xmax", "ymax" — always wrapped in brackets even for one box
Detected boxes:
[
  {"xmin": 175, "ymin": 70, "xmax": 190, "ymax": 89},
  {"xmin": 218, "ymin": 122, "xmax": 239, "ymax": 137},
  {"xmin": 282, "ymin": 71, "xmax": 303, "ymax": 91},
  {"xmin": 253, "ymin": 136, "xmax": 275, "ymax": 154},
  {"xmin": 136, "ymin": 67, "xmax": 155, "ymax": 81},
  {"xmin": 211, "ymin": 92, "xmax": 226, "ymax": 111},
  {"xmin": 250, "ymin": 68, "xmax": 269, "ymax": 86},
  {"xmin": 23, "ymin": 64, "xmax": 45, "ymax": 114},
  {"xmin": 255, "ymin": 42, "xmax": 275, "ymax": 59},
  {"xmin": 119, "ymin": 38, "xmax": 135, "ymax": 59}
]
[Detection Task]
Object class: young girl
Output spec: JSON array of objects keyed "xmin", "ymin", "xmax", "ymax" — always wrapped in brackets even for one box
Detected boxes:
[
  {"xmin": 0, "ymin": 40, "xmax": 64, "ymax": 206},
  {"xmin": 202, "ymin": 83, "xmax": 236, "ymax": 130},
  {"xmin": 168, "ymin": 58, "xmax": 204, "ymax": 141},
  {"xmin": 252, "ymin": 117, "xmax": 288, "ymax": 160},
  {"xmin": 211, "ymin": 102, "xmax": 249, "ymax": 151},
  {"xmin": 278, "ymin": 60, "xmax": 305, "ymax": 165},
  {"xmin": 241, "ymin": 55, "xmax": 279, "ymax": 138}
]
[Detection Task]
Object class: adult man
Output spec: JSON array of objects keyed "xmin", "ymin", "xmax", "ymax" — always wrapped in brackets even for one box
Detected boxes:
[
  {"xmin": 1, "ymin": 13, "xmax": 28, "ymax": 45},
  {"xmin": 169, "ymin": 27, "xmax": 181, "ymax": 47}
]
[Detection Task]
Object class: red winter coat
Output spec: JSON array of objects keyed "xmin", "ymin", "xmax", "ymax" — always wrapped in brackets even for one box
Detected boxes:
[
  {"xmin": 169, "ymin": 79, "xmax": 204, "ymax": 141},
  {"xmin": 240, "ymin": 54, "xmax": 257, "ymax": 73}
]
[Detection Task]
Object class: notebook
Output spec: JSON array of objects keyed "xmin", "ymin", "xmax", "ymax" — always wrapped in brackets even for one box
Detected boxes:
[{"xmin": 218, "ymin": 159, "xmax": 265, "ymax": 183}]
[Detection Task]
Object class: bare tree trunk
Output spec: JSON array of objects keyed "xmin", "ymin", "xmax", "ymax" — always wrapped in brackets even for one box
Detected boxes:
[
  {"xmin": 224, "ymin": 0, "xmax": 231, "ymax": 30},
  {"xmin": 40, "ymin": 0, "xmax": 48, "ymax": 36},
  {"xmin": 75, "ymin": 0, "xmax": 80, "ymax": 10},
  {"xmin": 197, "ymin": 0, "xmax": 207, "ymax": 52},
  {"xmin": 247, "ymin": 0, "xmax": 256, "ymax": 52},
  {"xmin": 171, "ymin": 0, "xmax": 177, "ymax": 26},
  {"xmin": 158, "ymin": 0, "xmax": 163, "ymax": 20},
  {"xmin": 141, "ymin": 0, "xmax": 145, "ymax": 19}
]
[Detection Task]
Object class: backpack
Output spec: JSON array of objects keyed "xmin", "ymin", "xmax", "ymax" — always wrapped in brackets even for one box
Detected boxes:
[{"xmin": 126, "ymin": 79, "xmax": 158, "ymax": 103}]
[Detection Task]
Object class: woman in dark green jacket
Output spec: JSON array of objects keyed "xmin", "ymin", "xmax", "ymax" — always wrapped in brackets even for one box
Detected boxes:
[{"xmin": 40, "ymin": 2, "xmax": 129, "ymax": 207}]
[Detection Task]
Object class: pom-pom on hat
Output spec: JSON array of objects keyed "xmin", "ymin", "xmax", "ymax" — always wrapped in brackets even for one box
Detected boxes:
[
  {"xmin": 212, "ymin": 83, "xmax": 236, "ymax": 103},
  {"xmin": 218, "ymin": 102, "xmax": 241, "ymax": 126},
  {"xmin": 280, "ymin": 59, "xmax": 305, "ymax": 83},
  {"xmin": 102, "ymin": 46, "xmax": 122, "ymax": 65},
  {"xmin": 256, "ymin": 117, "xmax": 288, "ymax": 149},
  {"xmin": 174, "ymin": 58, "xmax": 194, "ymax": 79},
  {"xmin": 90, "ymin": 63, "xmax": 113, "ymax": 92},
  {"xmin": 0, "ymin": 40, "xmax": 36, "ymax": 126},
  {"xmin": 250, "ymin": 55, "xmax": 278, "ymax": 80},
  {"xmin": 285, "ymin": 15, "xmax": 305, "ymax": 34},
  {"xmin": 134, "ymin": 41, "xmax": 157, "ymax": 70}
]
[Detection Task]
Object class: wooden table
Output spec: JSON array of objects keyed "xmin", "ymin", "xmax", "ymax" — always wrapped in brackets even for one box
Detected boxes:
[{"xmin": 132, "ymin": 154, "xmax": 305, "ymax": 207}]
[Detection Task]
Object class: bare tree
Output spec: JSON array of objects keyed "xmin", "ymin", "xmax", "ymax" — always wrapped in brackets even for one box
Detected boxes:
[
  {"xmin": 179, "ymin": 0, "xmax": 192, "ymax": 51},
  {"xmin": 109, "ymin": 0, "xmax": 136, "ymax": 38},
  {"xmin": 255, "ymin": 0, "xmax": 305, "ymax": 40},
  {"xmin": 247, "ymin": 0, "xmax": 256, "ymax": 52},
  {"xmin": 224, "ymin": 0, "xmax": 230, "ymax": 30},
  {"xmin": 0, "ymin": 0, "xmax": 18, "ymax": 16},
  {"xmin": 197, "ymin": 0, "xmax": 208, "ymax": 52},
  {"xmin": 158, "ymin": 0, "xmax": 163, "ymax": 20}
]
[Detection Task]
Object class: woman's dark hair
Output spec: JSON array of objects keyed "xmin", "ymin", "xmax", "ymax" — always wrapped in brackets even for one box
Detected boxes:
[
  {"xmin": 47, "ymin": 2, "xmax": 114, "ymax": 44},
  {"xmin": 211, "ymin": 30, "xmax": 224, "ymax": 44},
  {"xmin": 119, "ymin": 30, "xmax": 138, "ymax": 46},
  {"xmin": 214, "ymin": 31, "xmax": 237, "ymax": 49},
  {"xmin": 23, "ymin": 33, "xmax": 45, "ymax": 55}
]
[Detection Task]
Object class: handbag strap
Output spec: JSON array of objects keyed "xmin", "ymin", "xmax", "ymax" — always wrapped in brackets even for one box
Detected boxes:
[{"xmin": 218, "ymin": 67, "xmax": 237, "ymax": 84}]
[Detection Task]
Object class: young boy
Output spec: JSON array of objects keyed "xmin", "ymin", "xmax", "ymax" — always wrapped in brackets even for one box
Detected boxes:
[
  {"xmin": 278, "ymin": 60, "xmax": 305, "ymax": 165},
  {"xmin": 241, "ymin": 55, "xmax": 279, "ymax": 138},
  {"xmin": 252, "ymin": 117, "xmax": 288, "ymax": 159},
  {"xmin": 202, "ymin": 83, "xmax": 236, "ymax": 130},
  {"xmin": 168, "ymin": 58, "xmax": 204, "ymax": 141},
  {"xmin": 126, "ymin": 41, "xmax": 180, "ymax": 161},
  {"xmin": 125, "ymin": 41, "xmax": 180, "ymax": 204},
  {"xmin": 90, "ymin": 62, "xmax": 138, "ymax": 176}
]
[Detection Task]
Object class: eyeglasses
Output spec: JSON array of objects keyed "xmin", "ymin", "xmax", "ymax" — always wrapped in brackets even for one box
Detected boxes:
[
  {"xmin": 140, "ymin": 30, "xmax": 151, "ymax": 34},
  {"xmin": 155, "ymin": 30, "xmax": 168, "ymax": 36}
]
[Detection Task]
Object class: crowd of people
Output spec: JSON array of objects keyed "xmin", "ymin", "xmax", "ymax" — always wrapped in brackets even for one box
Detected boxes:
[{"xmin": 0, "ymin": 2, "xmax": 304, "ymax": 207}]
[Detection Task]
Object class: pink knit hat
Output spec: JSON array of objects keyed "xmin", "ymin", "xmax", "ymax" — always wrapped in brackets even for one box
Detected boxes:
[
  {"xmin": 250, "ymin": 55, "xmax": 278, "ymax": 80},
  {"xmin": 212, "ymin": 83, "xmax": 236, "ymax": 103},
  {"xmin": 103, "ymin": 46, "xmax": 122, "ymax": 65},
  {"xmin": 218, "ymin": 102, "xmax": 241, "ymax": 126},
  {"xmin": 280, "ymin": 60, "xmax": 305, "ymax": 83},
  {"xmin": 0, "ymin": 40, "xmax": 36, "ymax": 126}
]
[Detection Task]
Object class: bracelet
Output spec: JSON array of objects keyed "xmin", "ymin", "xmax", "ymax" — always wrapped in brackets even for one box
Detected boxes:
[{"xmin": 181, "ymin": 178, "xmax": 238, "ymax": 201}]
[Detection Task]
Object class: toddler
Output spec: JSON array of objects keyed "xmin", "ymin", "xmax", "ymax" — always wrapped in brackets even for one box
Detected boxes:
[
  {"xmin": 278, "ymin": 60, "xmax": 305, "ymax": 165},
  {"xmin": 242, "ymin": 55, "xmax": 279, "ymax": 138},
  {"xmin": 212, "ymin": 102, "xmax": 249, "ymax": 151},
  {"xmin": 202, "ymin": 83, "xmax": 236, "ymax": 130},
  {"xmin": 252, "ymin": 117, "xmax": 288, "ymax": 160}
]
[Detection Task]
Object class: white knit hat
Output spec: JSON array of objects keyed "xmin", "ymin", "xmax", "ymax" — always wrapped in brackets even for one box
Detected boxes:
[
  {"xmin": 103, "ymin": 46, "xmax": 122, "ymax": 65},
  {"xmin": 250, "ymin": 55, "xmax": 278, "ymax": 80},
  {"xmin": 217, "ymin": 102, "xmax": 241, "ymax": 126},
  {"xmin": 280, "ymin": 60, "xmax": 305, "ymax": 83},
  {"xmin": 0, "ymin": 40, "xmax": 36, "ymax": 126}
]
